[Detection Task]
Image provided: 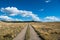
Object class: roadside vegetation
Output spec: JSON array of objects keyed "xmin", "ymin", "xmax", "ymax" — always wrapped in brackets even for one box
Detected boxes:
[
  {"xmin": 0, "ymin": 22, "xmax": 27, "ymax": 40},
  {"xmin": 0, "ymin": 21, "xmax": 60, "ymax": 40},
  {"xmin": 31, "ymin": 22, "xmax": 60, "ymax": 40}
]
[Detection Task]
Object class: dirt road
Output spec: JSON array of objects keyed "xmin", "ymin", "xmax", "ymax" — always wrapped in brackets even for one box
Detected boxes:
[
  {"xmin": 13, "ymin": 25, "xmax": 28, "ymax": 40},
  {"xmin": 13, "ymin": 24, "xmax": 42, "ymax": 40},
  {"xmin": 29, "ymin": 25, "xmax": 42, "ymax": 40}
]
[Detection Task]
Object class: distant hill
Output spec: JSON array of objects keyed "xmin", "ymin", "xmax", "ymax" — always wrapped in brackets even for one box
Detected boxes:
[
  {"xmin": 1, "ymin": 20, "xmax": 60, "ymax": 23},
  {"xmin": 0, "ymin": 20, "xmax": 42, "ymax": 23}
]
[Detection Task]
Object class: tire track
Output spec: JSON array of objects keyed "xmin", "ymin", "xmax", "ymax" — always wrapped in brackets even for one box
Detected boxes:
[
  {"xmin": 29, "ymin": 25, "xmax": 42, "ymax": 40},
  {"xmin": 13, "ymin": 25, "xmax": 28, "ymax": 40}
]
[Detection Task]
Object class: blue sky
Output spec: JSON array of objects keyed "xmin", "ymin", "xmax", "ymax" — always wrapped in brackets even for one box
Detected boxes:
[{"xmin": 0, "ymin": 0, "xmax": 60, "ymax": 22}]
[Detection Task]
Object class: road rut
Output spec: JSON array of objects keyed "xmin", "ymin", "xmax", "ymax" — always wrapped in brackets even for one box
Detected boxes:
[
  {"xmin": 29, "ymin": 25, "xmax": 42, "ymax": 40},
  {"xmin": 13, "ymin": 26, "xmax": 28, "ymax": 40}
]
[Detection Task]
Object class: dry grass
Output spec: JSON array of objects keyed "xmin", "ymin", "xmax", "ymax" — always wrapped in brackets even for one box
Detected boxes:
[
  {"xmin": 0, "ymin": 22, "xmax": 27, "ymax": 40},
  {"xmin": 31, "ymin": 22, "xmax": 60, "ymax": 40},
  {"xmin": 0, "ymin": 21, "xmax": 60, "ymax": 40}
]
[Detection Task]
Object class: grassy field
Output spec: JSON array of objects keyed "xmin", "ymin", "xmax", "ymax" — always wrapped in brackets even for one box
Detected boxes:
[
  {"xmin": 0, "ymin": 21, "xmax": 60, "ymax": 40},
  {"xmin": 31, "ymin": 22, "xmax": 60, "ymax": 40},
  {"xmin": 0, "ymin": 21, "xmax": 27, "ymax": 40}
]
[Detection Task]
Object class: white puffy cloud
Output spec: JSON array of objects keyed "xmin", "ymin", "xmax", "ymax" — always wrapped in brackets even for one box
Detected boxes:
[
  {"xmin": 1, "ymin": 7, "xmax": 20, "ymax": 16},
  {"xmin": 1, "ymin": 7, "xmax": 41, "ymax": 21},
  {"xmin": 0, "ymin": 15, "xmax": 13, "ymax": 21},
  {"xmin": 1, "ymin": 7, "xmax": 59, "ymax": 22},
  {"xmin": 0, "ymin": 15, "xmax": 23, "ymax": 21},
  {"xmin": 44, "ymin": 16, "xmax": 60, "ymax": 22}
]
